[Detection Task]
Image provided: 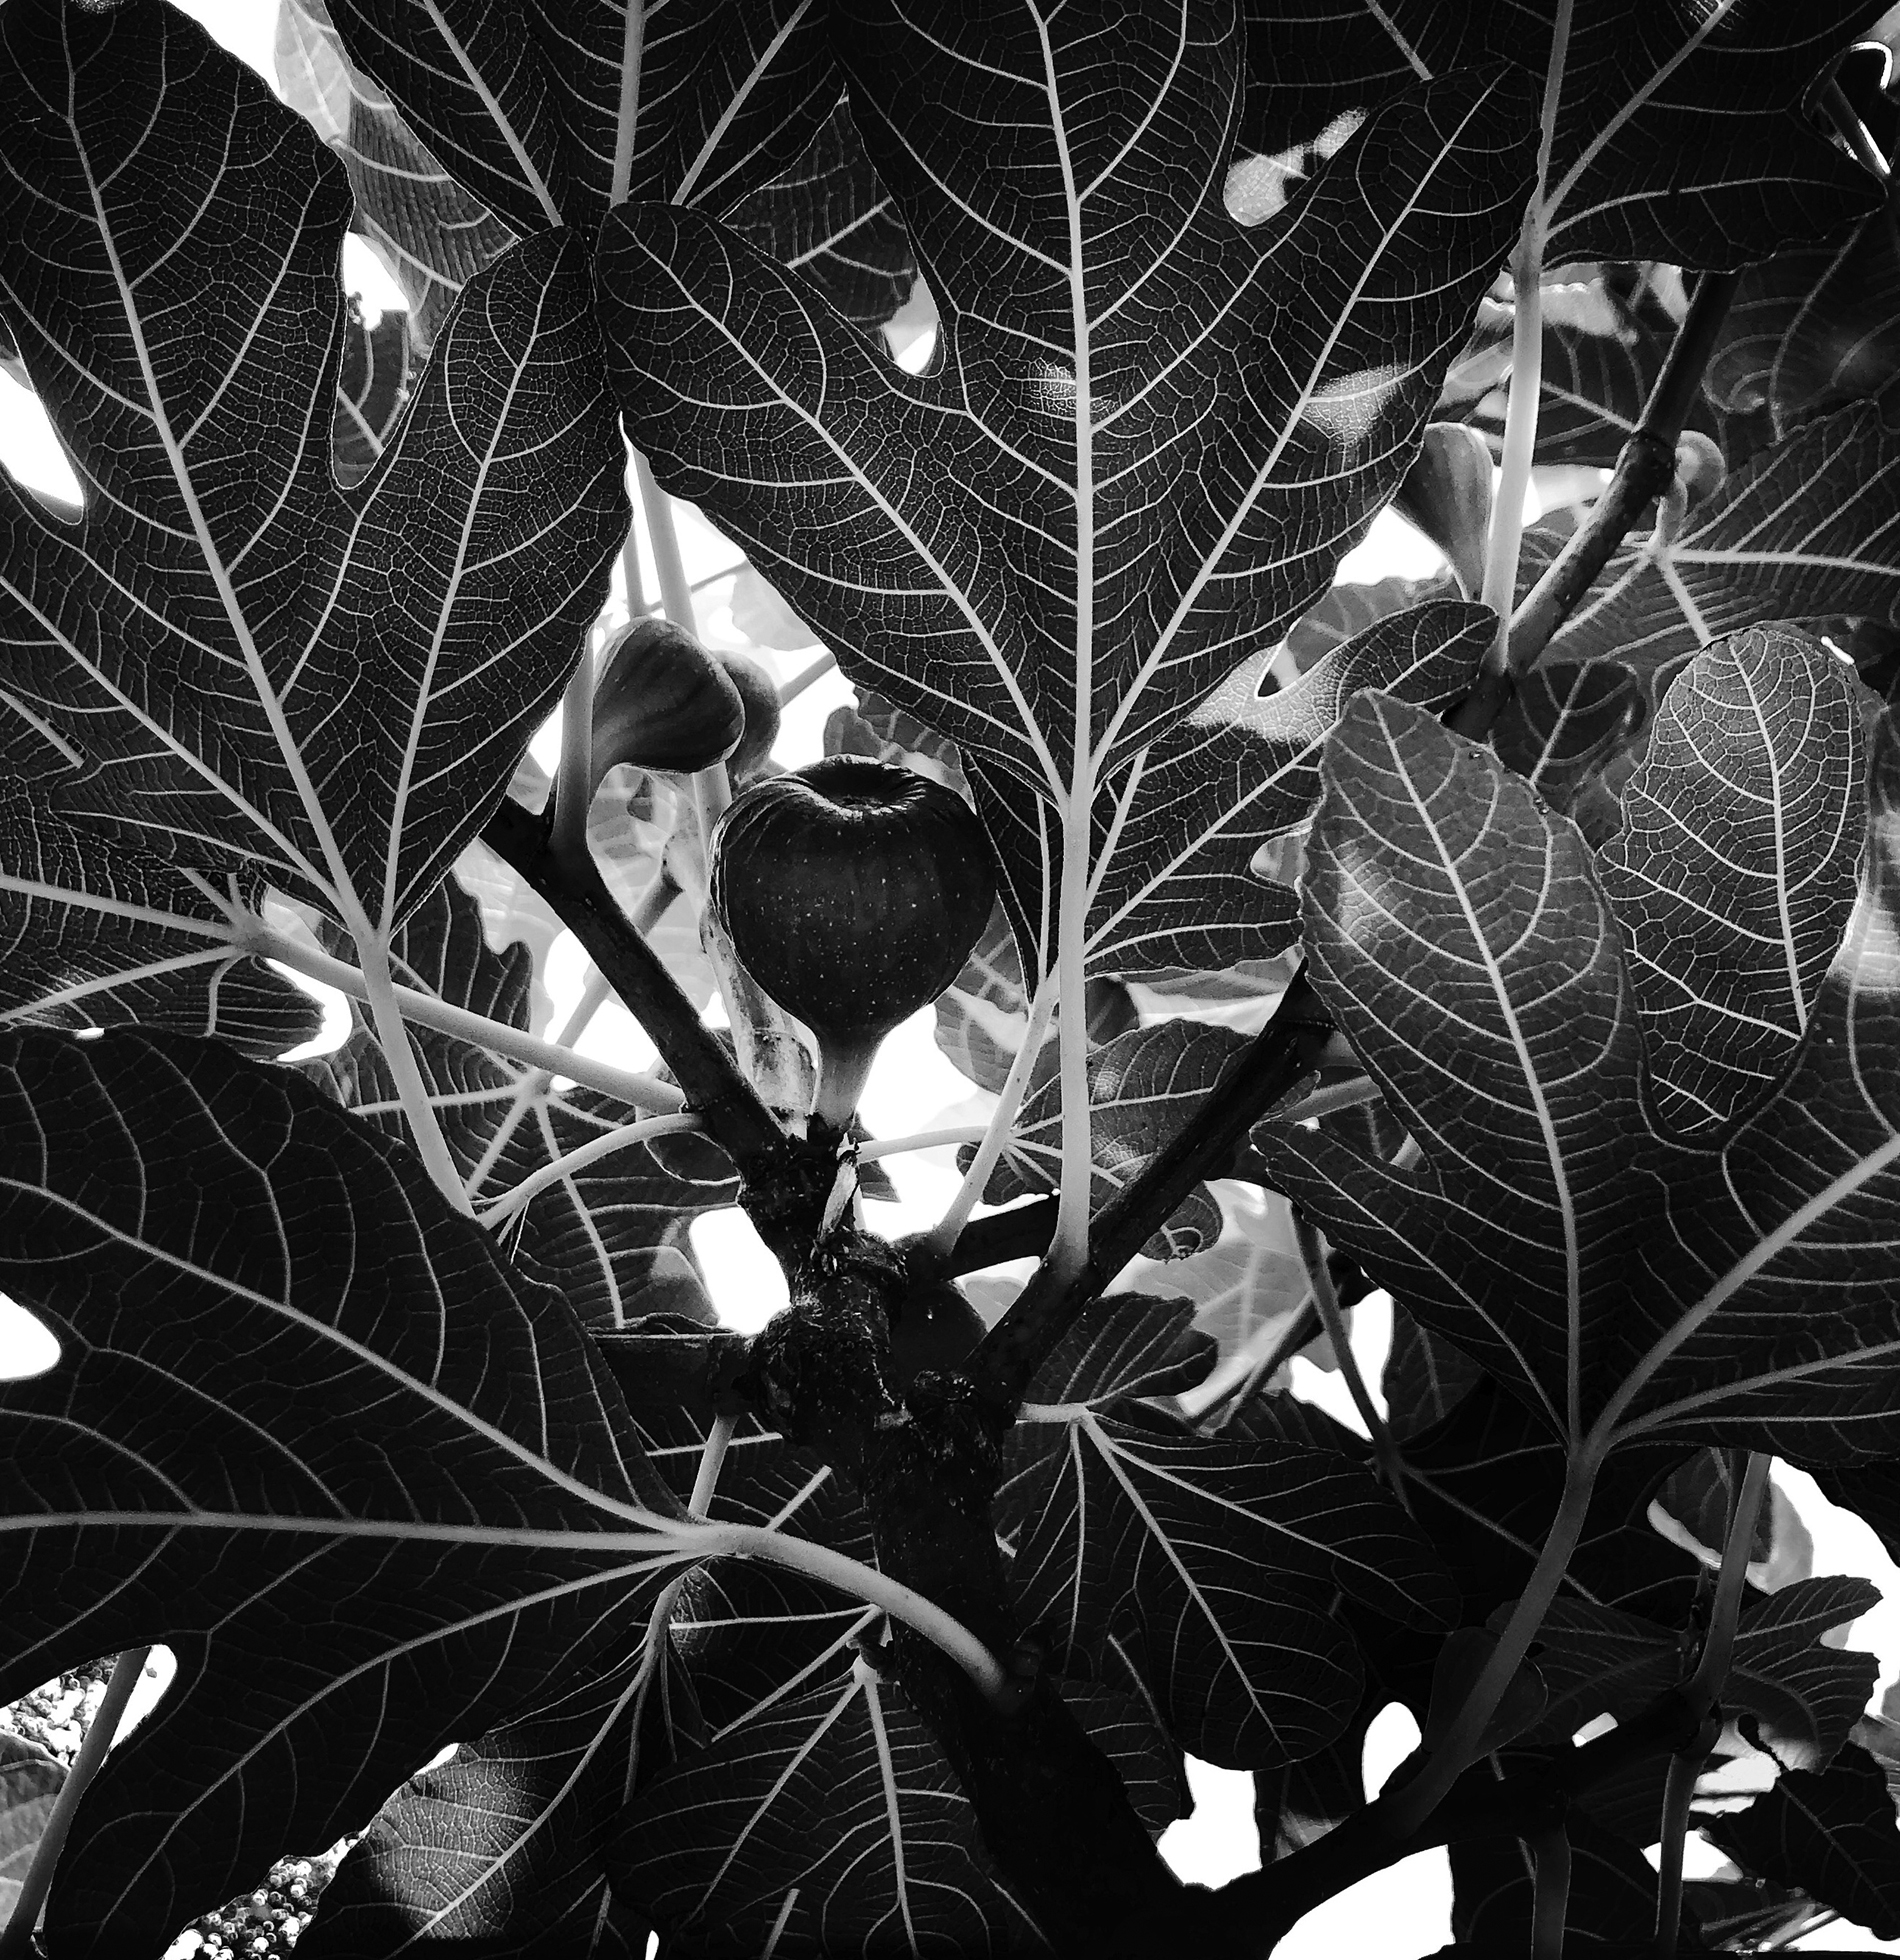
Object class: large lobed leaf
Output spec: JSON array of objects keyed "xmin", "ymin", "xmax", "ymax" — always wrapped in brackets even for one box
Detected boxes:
[
  {"xmin": 998, "ymin": 1295, "xmax": 1453, "ymax": 1769},
  {"xmin": 0, "ymin": 1027, "xmax": 724, "ymax": 1953},
  {"xmin": 1240, "ymin": 1, "xmax": 1884, "ymax": 268},
  {"xmin": 1255, "ymin": 627, "xmax": 1900, "ymax": 1464},
  {"xmin": 596, "ymin": 0, "xmax": 1534, "ymax": 972},
  {"xmin": 0, "ymin": 0, "xmax": 626, "ymax": 1042}
]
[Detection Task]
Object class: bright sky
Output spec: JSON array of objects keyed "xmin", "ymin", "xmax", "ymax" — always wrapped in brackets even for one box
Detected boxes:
[{"xmin": 0, "ymin": 6, "xmax": 1895, "ymax": 1951}]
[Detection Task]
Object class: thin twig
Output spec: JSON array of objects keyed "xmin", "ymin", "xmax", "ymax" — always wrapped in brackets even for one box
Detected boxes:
[
  {"xmin": 1651, "ymin": 1450, "xmax": 1768, "ymax": 1956},
  {"xmin": 926, "ymin": 967, "xmax": 1059, "ymax": 1260},
  {"xmin": 1821, "ymin": 77, "xmax": 1891, "ymax": 182},
  {"xmin": 1476, "ymin": 0, "xmax": 1576, "ymax": 678},
  {"xmin": 252, "ymin": 917, "xmax": 685, "ymax": 1115},
  {"xmin": 0, "ymin": 1648, "xmax": 151, "ymax": 1960},
  {"xmin": 1175, "ymin": 1297, "xmax": 1320, "ymax": 1426},
  {"xmin": 968, "ymin": 967, "xmax": 1333, "ymax": 1417},
  {"xmin": 479, "ymin": 1112, "xmax": 707, "ymax": 1225},
  {"xmin": 1454, "ymin": 267, "xmax": 1741, "ymax": 736},
  {"xmin": 480, "ymin": 797, "xmax": 789, "ymax": 1176},
  {"xmin": 1295, "ymin": 1214, "xmax": 1408, "ymax": 1509},
  {"xmin": 778, "ymin": 651, "xmax": 837, "ymax": 706},
  {"xmin": 1530, "ymin": 1821, "xmax": 1573, "ymax": 1960}
]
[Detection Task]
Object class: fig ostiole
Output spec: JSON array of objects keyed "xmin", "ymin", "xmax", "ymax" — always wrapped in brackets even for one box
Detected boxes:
[
  {"xmin": 709, "ymin": 755, "xmax": 997, "ymax": 1133},
  {"xmin": 588, "ymin": 618, "xmax": 745, "ymax": 792}
]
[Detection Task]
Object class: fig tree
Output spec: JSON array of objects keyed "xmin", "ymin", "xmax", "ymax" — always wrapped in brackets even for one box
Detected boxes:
[{"xmin": 710, "ymin": 756, "xmax": 996, "ymax": 1129}]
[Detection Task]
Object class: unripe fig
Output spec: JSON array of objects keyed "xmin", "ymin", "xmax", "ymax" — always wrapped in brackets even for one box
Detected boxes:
[
  {"xmin": 714, "ymin": 646, "xmax": 781, "ymax": 785},
  {"xmin": 590, "ymin": 619, "xmax": 744, "ymax": 787},
  {"xmin": 710, "ymin": 756, "xmax": 996, "ymax": 1128}
]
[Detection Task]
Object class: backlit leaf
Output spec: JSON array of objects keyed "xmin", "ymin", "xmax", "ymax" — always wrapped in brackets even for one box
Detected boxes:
[
  {"xmin": 726, "ymin": 103, "xmax": 917, "ymax": 332},
  {"xmin": 1541, "ymin": 385, "xmax": 1900, "ymax": 700},
  {"xmin": 0, "ymin": 1734, "xmax": 62, "ymax": 1919},
  {"xmin": 0, "ymin": 4, "xmax": 626, "ymax": 1041},
  {"xmin": 0, "ymin": 1027, "xmax": 728, "ymax": 1954},
  {"xmin": 975, "ymin": 1021, "xmax": 1253, "ymax": 1259},
  {"xmin": 999, "ymin": 1295, "xmax": 1453, "ymax": 1768},
  {"xmin": 275, "ymin": 0, "xmax": 517, "ymax": 354},
  {"xmin": 1598, "ymin": 628, "xmax": 1866, "ymax": 1133},
  {"xmin": 599, "ymin": 6, "xmax": 1533, "ymax": 972},
  {"xmin": 1239, "ymin": 2, "xmax": 1883, "ymax": 267},
  {"xmin": 323, "ymin": 0, "xmax": 839, "ymax": 235},
  {"xmin": 1256, "ymin": 692, "xmax": 1900, "ymax": 1464}
]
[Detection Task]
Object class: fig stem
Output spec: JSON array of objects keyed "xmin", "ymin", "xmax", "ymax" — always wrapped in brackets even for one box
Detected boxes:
[
  {"xmin": 926, "ymin": 963, "xmax": 1058, "ymax": 1261},
  {"xmin": 812, "ymin": 1033, "xmax": 882, "ymax": 1133}
]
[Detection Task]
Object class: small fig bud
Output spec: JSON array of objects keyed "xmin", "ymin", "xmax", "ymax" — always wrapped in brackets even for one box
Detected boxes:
[
  {"xmin": 713, "ymin": 646, "xmax": 782, "ymax": 785},
  {"xmin": 710, "ymin": 756, "xmax": 997, "ymax": 1128},
  {"xmin": 590, "ymin": 619, "xmax": 744, "ymax": 787}
]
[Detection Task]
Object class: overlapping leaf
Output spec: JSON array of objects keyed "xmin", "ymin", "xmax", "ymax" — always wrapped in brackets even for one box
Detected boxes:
[
  {"xmin": 1540, "ymin": 383, "xmax": 1900, "ymax": 699},
  {"xmin": 302, "ymin": 1634, "xmax": 696, "ymax": 1958},
  {"xmin": 999, "ymin": 1295, "xmax": 1453, "ymax": 1768},
  {"xmin": 0, "ymin": 1734, "xmax": 62, "ymax": 1918},
  {"xmin": 1073, "ymin": 600, "xmax": 1492, "ymax": 977},
  {"xmin": 276, "ymin": 0, "xmax": 518, "ymax": 354},
  {"xmin": 1240, "ymin": 2, "xmax": 1883, "ymax": 266},
  {"xmin": 598, "ymin": 2, "xmax": 1533, "ymax": 972},
  {"xmin": 1525, "ymin": 1577, "xmax": 1881, "ymax": 1767},
  {"xmin": 606, "ymin": 1654, "xmax": 1182, "ymax": 1956},
  {"xmin": 1490, "ymin": 657, "xmax": 1643, "ymax": 810},
  {"xmin": 309, "ymin": 870, "xmax": 738, "ymax": 1326},
  {"xmin": 1703, "ymin": 1742, "xmax": 1900, "ymax": 1940},
  {"xmin": 1451, "ymin": 1812, "xmax": 1664, "ymax": 1950},
  {"xmin": 974, "ymin": 1021, "xmax": 1253, "ymax": 1259},
  {"xmin": 0, "ymin": 1026, "xmax": 731, "ymax": 1954},
  {"xmin": 1255, "ymin": 678, "xmax": 1900, "ymax": 1462},
  {"xmin": 1443, "ymin": 267, "xmax": 1718, "ymax": 470},
  {"xmin": 0, "ymin": 5, "xmax": 626, "ymax": 1043},
  {"xmin": 1597, "ymin": 627, "xmax": 1866, "ymax": 1133},
  {"xmin": 323, "ymin": 0, "xmax": 839, "ymax": 235},
  {"xmin": 726, "ymin": 102, "xmax": 917, "ymax": 333},
  {"xmin": 1706, "ymin": 174, "xmax": 1900, "ymax": 458}
]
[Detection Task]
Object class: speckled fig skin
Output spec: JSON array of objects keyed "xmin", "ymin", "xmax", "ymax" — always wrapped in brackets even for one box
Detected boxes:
[
  {"xmin": 590, "ymin": 617, "xmax": 745, "ymax": 781},
  {"xmin": 710, "ymin": 756, "xmax": 997, "ymax": 1047}
]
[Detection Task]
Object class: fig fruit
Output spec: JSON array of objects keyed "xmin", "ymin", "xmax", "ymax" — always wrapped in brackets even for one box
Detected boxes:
[
  {"xmin": 590, "ymin": 618, "xmax": 744, "ymax": 787},
  {"xmin": 710, "ymin": 756, "xmax": 996, "ymax": 1127},
  {"xmin": 715, "ymin": 647, "xmax": 782, "ymax": 786}
]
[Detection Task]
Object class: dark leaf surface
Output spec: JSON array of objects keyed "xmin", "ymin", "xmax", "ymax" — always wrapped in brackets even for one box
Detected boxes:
[
  {"xmin": 727, "ymin": 102, "xmax": 916, "ymax": 332},
  {"xmin": 1543, "ymin": 386, "xmax": 1900, "ymax": 701},
  {"xmin": 975, "ymin": 1021, "xmax": 1252, "ymax": 1260},
  {"xmin": 303, "ymin": 1634, "xmax": 695, "ymax": 1958},
  {"xmin": 1240, "ymin": 2, "xmax": 1883, "ymax": 267},
  {"xmin": 0, "ymin": 1028, "xmax": 719, "ymax": 1955},
  {"xmin": 1527, "ymin": 1577, "xmax": 1880, "ymax": 1768},
  {"xmin": 600, "ymin": 7, "xmax": 1533, "ymax": 969},
  {"xmin": 0, "ymin": 3, "xmax": 625, "ymax": 1028},
  {"xmin": 1450, "ymin": 1810, "xmax": 1665, "ymax": 1949},
  {"xmin": 1597, "ymin": 629, "xmax": 1866, "ymax": 1134},
  {"xmin": 308, "ymin": 870, "xmax": 736, "ymax": 1327},
  {"xmin": 999, "ymin": 1296, "xmax": 1452, "ymax": 1768},
  {"xmin": 1256, "ymin": 690, "xmax": 1900, "ymax": 1462},
  {"xmin": 1704, "ymin": 1741, "xmax": 1900, "ymax": 1940},
  {"xmin": 325, "ymin": 0, "xmax": 838, "ymax": 235},
  {"xmin": 607, "ymin": 1661, "xmax": 1059, "ymax": 1956}
]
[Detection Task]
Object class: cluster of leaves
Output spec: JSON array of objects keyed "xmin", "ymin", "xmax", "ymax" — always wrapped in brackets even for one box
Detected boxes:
[{"xmin": 7, "ymin": 1, "xmax": 1900, "ymax": 1956}]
